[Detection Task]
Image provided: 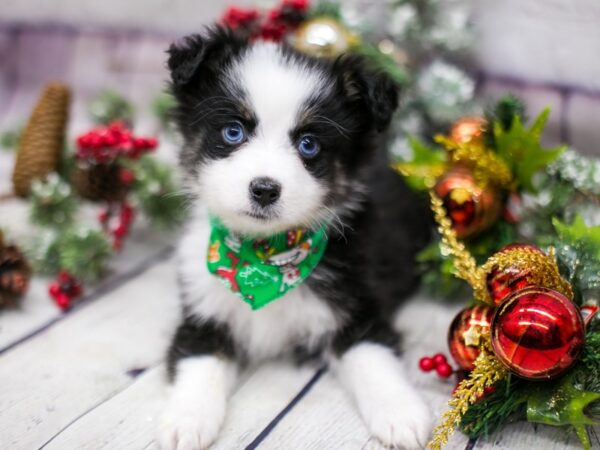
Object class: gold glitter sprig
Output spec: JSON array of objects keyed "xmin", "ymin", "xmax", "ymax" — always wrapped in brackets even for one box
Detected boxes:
[
  {"xmin": 429, "ymin": 192, "xmax": 491, "ymax": 303},
  {"xmin": 427, "ymin": 342, "xmax": 507, "ymax": 450},
  {"xmin": 481, "ymin": 246, "xmax": 574, "ymax": 300},
  {"xmin": 434, "ymin": 135, "xmax": 513, "ymax": 190}
]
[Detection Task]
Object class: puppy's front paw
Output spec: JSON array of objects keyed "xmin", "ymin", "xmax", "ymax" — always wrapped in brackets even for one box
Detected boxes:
[
  {"xmin": 157, "ymin": 401, "xmax": 224, "ymax": 450},
  {"xmin": 363, "ymin": 395, "xmax": 432, "ymax": 450}
]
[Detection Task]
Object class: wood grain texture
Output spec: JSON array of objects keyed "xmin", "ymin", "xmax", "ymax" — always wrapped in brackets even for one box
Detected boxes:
[{"xmin": 0, "ymin": 260, "xmax": 179, "ymax": 450}]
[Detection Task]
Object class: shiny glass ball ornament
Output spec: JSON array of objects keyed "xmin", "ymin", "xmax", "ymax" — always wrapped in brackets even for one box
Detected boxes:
[
  {"xmin": 449, "ymin": 117, "xmax": 486, "ymax": 144},
  {"xmin": 485, "ymin": 244, "xmax": 543, "ymax": 305},
  {"xmin": 448, "ymin": 305, "xmax": 494, "ymax": 371},
  {"xmin": 433, "ymin": 165, "xmax": 502, "ymax": 239},
  {"xmin": 491, "ymin": 286, "xmax": 584, "ymax": 380},
  {"xmin": 292, "ymin": 17, "xmax": 356, "ymax": 58}
]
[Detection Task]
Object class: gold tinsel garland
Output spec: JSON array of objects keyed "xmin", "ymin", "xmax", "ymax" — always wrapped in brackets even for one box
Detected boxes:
[
  {"xmin": 434, "ymin": 135, "xmax": 514, "ymax": 190},
  {"xmin": 429, "ymin": 191, "xmax": 489, "ymax": 302},
  {"xmin": 428, "ymin": 341, "xmax": 508, "ymax": 450},
  {"xmin": 480, "ymin": 247, "xmax": 574, "ymax": 300},
  {"xmin": 429, "ymin": 192, "xmax": 571, "ymax": 304}
]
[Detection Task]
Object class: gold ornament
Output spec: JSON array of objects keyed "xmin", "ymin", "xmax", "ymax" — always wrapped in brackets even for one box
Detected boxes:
[{"xmin": 292, "ymin": 17, "xmax": 358, "ymax": 58}]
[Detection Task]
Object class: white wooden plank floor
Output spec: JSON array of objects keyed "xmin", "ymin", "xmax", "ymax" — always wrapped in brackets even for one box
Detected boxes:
[{"xmin": 1, "ymin": 24, "xmax": 599, "ymax": 450}]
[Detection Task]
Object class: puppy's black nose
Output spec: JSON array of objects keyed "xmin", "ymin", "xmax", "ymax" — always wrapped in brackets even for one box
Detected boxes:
[{"xmin": 249, "ymin": 177, "xmax": 281, "ymax": 207}]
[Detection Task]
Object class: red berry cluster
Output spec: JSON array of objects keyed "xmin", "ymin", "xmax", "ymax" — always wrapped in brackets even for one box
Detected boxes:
[
  {"xmin": 419, "ymin": 353, "xmax": 454, "ymax": 379},
  {"xmin": 48, "ymin": 271, "xmax": 83, "ymax": 311},
  {"xmin": 98, "ymin": 201, "xmax": 135, "ymax": 251},
  {"xmin": 221, "ymin": 0, "xmax": 309, "ymax": 43},
  {"xmin": 76, "ymin": 121, "xmax": 157, "ymax": 164}
]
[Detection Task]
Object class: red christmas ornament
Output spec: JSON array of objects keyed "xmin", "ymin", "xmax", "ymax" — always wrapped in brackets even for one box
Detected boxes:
[
  {"xmin": 448, "ymin": 305, "xmax": 494, "ymax": 371},
  {"xmin": 491, "ymin": 286, "xmax": 584, "ymax": 380},
  {"xmin": 485, "ymin": 244, "xmax": 543, "ymax": 305},
  {"xmin": 449, "ymin": 117, "xmax": 486, "ymax": 144},
  {"xmin": 433, "ymin": 165, "xmax": 502, "ymax": 239}
]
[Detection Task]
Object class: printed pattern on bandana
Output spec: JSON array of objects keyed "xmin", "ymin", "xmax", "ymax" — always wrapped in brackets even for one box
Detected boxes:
[{"xmin": 206, "ymin": 219, "xmax": 328, "ymax": 310}]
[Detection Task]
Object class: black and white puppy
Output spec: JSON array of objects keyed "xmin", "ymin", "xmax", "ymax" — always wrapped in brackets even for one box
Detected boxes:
[{"xmin": 159, "ymin": 27, "xmax": 433, "ymax": 450}]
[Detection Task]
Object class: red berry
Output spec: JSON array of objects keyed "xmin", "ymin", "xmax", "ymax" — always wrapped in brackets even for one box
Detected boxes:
[
  {"xmin": 119, "ymin": 168, "xmax": 135, "ymax": 185},
  {"xmin": 57, "ymin": 271, "xmax": 72, "ymax": 284},
  {"xmin": 432, "ymin": 353, "xmax": 447, "ymax": 366},
  {"xmin": 48, "ymin": 283, "xmax": 61, "ymax": 299},
  {"xmin": 113, "ymin": 238, "xmax": 123, "ymax": 251},
  {"xmin": 436, "ymin": 363, "xmax": 453, "ymax": 379},
  {"xmin": 419, "ymin": 357, "xmax": 435, "ymax": 372},
  {"xmin": 55, "ymin": 292, "xmax": 72, "ymax": 311},
  {"xmin": 145, "ymin": 137, "xmax": 158, "ymax": 149},
  {"xmin": 112, "ymin": 223, "xmax": 128, "ymax": 239},
  {"xmin": 120, "ymin": 204, "xmax": 135, "ymax": 226},
  {"xmin": 98, "ymin": 209, "xmax": 110, "ymax": 224}
]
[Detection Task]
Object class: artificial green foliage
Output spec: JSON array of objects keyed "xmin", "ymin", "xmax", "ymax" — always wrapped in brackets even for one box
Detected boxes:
[
  {"xmin": 459, "ymin": 375, "xmax": 528, "ymax": 439},
  {"xmin": 354, "ymin": 43, "xmax": 410, "ymax": 85},
  {"xmin": 396, "ymin": 136, "xmax": 445, "ymax": 190},
  {"xmin": 493, "ymin": 109, "xmax": 565, "ymax": 192},
  {"xmin": 29, "ymin": 174, "xmax": 76, "ymax": 228},
  {"xmin": 553, "ymin": 216, "xmax": 600, "ymax": 302},
  {"xmin": 527, "ymin": 376, "xmax": 600, "ymax": 450},
  {"xmin": 89, "ymin": 89, "xmax": 134, "ymax": 125},
  {"xmin": 548, "ymin": 150, "xmax": 600, "ymax": 196},
  {"xmin": 57, "ymin": 228, "xmax": 112, "ymax": 281},
  {"xmin": 0, "ymin": 126, "xmax": 21, "ymax": 151},
  {"xmin": 152, "ymin": 92, "xmax": 177, "ymax": 133},
  {"xmin": 483, "ymin": 95, "xmax": 525, "ymax": 148},
  {"xmin": 124, "ymin": 156, "xmax": 188, "ymax": 230},
  {"xmin": 554, "ymin": 216, "xmax": 600, "ymax": 255},
  {"xmin": 27, "ymin": 231, "xmax": 62, "ymax": 275},
  {"xmin": 418, "ymin": 221, "xmax": 519, "ymax": 299},
  {"xmin": 488, "ymin": 95, "xmax": 526, "ymax": 133},
  {"xmin": 308, "ymin": 1, "xmax": 341, "ymax": 19}
]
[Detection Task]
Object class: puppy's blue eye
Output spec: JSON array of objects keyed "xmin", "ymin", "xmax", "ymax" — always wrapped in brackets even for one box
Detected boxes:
[
  {"xmin": 222, "ymin": 123, "xmax": 246, "ymax": 144},
  {"xmin": 297, "ymin": 135, "xmax": 320, "ymax": 158}
]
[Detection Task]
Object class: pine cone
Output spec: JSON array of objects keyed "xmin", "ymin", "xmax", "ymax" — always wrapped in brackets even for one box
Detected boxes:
[
  {"xmin": 12, "ymin": 82, "xmax": 71, "ymax": 197},
  {"xmin": 72, "ymin": 162, "xmax": 127, "ymax": 202},
  {"xmin": 0, "ymin": 235, "xmax": 32, "ymax": 307}
]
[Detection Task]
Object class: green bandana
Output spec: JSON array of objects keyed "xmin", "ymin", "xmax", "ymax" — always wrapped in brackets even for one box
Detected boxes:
[{"xmin": 206, "ymin": 220, "xmax": 328, "ymax": 310}]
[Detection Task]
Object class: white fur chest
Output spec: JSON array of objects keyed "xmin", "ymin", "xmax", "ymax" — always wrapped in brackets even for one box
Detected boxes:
[{"xmin": 176, "ymin": 209, "xmax": 339, "ymax": 362}]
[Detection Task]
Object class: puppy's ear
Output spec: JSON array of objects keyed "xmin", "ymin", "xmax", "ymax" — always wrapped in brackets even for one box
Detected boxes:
[
  {"xmin": 167, "ymin": 27, "xmax": 246, "ymax": 87},
  {"xmin": 334, "ymin": 55, "xmax": 399, "ymax": 131}
]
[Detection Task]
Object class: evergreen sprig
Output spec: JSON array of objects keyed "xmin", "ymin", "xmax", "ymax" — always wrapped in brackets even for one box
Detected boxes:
[
  {"xmin": 29, "ymin": 174, "xmax": 76, "ymax": 228},
  {"xmin": 124, "ymin": 156, "xmax": 188, "ymax": 229},
  {"xmin": 56, "ymin": 228, "xmax": 112, "ymax": 281}
]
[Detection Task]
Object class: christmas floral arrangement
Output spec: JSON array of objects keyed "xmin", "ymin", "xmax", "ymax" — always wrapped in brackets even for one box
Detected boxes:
[
  {"xmin": 425, "ymin": 194, "xmax": 600, "ymax": 450},
  {"xmin": 4, "ymin": 82, "xmax": 186, "ymax": 311},
  {"xmin": 399, "ymin": 99, "xmax": 600, "ymax": 448},
  {"xmin": 398, "ymin": 99, "xmax": 600, "ymax": 306}
]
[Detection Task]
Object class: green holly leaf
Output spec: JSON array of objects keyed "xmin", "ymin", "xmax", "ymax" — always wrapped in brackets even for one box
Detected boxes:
[
  {"xmin": 553, "ymin": 215, "xmax": 600, "ymax": 257},
  {"xmin": 392, "ymin": 136, "xmax": 446, "ymax": 191},
  {"xmin": 494, "ymin": 108, "xmax": 565, "ymax": 192},
  {"xmin": 527, "ymin": 375, "xmax": 600, "ymax": 450}
]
